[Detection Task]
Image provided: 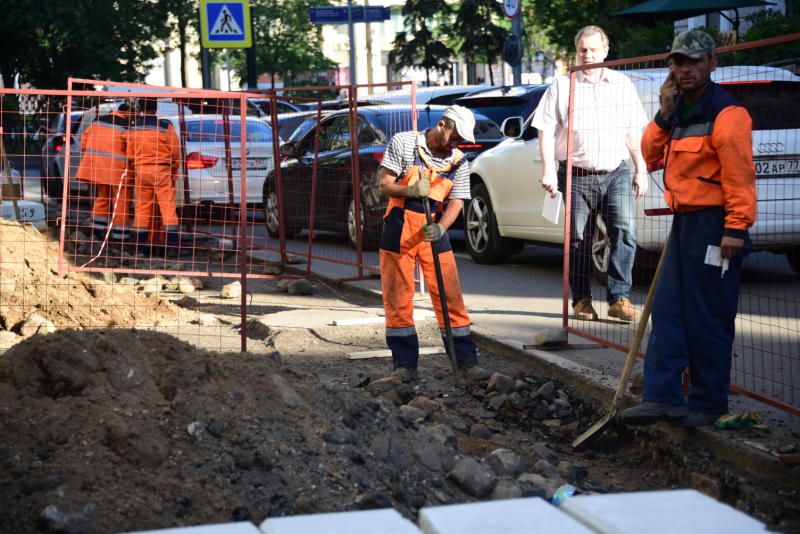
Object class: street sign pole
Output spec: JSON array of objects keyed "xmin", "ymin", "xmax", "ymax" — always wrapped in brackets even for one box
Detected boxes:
[
  {"xmin": 512, "ymin": 13, "xmax": 522, "ymax": 85},
  {"xmin": 347, "ymin": 0, "xmax": 356, "ymax": 86}
]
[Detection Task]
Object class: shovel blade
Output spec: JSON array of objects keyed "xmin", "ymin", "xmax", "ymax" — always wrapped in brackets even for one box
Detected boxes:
[{"xmin": 572, "ymin": 412, "xmax": 614, "ymax": 448}]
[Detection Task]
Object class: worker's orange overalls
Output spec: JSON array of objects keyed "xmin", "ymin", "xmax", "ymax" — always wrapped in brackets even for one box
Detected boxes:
[
  {"xmin": 75, "ymin": 111, "xmax": 133, "ymax": 244},
  {"xmin": 379, "ymin": 140, "xmax": 478, "ymax": 370},
  {"xmin": 126, "ymin": 115, "xmax": 180, "ymax": 255}
]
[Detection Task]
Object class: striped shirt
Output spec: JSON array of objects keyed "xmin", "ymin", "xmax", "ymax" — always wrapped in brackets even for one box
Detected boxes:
[{"xmin": 381, "ymin": 130, "xmax": 470, "ymax": 200}]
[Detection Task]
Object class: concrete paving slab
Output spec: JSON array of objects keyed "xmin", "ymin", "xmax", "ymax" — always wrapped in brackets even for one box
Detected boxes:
[
  {"xmin": 123, "ymin": 521, "xmax": 261, "ymax": 534},
  {"xmin": 259, "ymin": 508, "xmax": 422, "ymax": 534},
  {"xmin": 560, "ymin": 489, "xmax": 769, "ymax": 534},
  {"xmin": 418, "ymin": 497, "xmax": 595, "ymax": 534}
]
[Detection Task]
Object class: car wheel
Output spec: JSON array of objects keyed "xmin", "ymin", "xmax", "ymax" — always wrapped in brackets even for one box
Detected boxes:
[
  {"xmin": 263, "ymin": 185, "xmax": 300, "ymax": 239},
  {"xmin": 591, "ymin": 217, "xmax": 659, "ymax": 287},
  {"xmin": 347, "ymin": 198, "xmax": 380, "ymax": 251},
  {"xmin": 591, "ymin": 215, "xmax": 610, "ymax": 276},
  {"xmin": 464, "ymin": 182, "xmax": 523, "ymax": 264}
]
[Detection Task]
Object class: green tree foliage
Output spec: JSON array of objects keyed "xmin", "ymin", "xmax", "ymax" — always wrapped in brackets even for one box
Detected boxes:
[
  {"xmin": 220, "ymin": 0, "xmax": 336, "ymax": 96},
  {"xmin": 528, "ymin": 0, "xmax": 658, "ymax": 60},
  {"xmin": 161, "ymin": 0, "xmax": 200, "ymax": 88},
  {"xmin": 731, "ymin": 9, "xmax": 800, "ymax": 66},
  {"xmin": 390, "ymin": 0, "xmax": 454, "ymax": 85},
  {"xmin": 616, "ymin": 21, "xmax": 676, "ymax": 59},
  {"xmin": 0, "ymin": 0, "xmax": 172, "ymax": 89},
  {"xmin": 249, "ymin": 0, "xmax": 336, "ymax": 90},
  {"xmin": 452, "ymin": 0, "xmax": 508, "ymax": 85}
]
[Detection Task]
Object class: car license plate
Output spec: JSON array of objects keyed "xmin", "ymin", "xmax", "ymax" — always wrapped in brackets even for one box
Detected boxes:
[
  {"xmin": 231, "ymin": 158, "xmax": 269, "ymax": 170},
  {"xmin": 755, "ymin": 158, "xmax": 799, "ymax": 177}
]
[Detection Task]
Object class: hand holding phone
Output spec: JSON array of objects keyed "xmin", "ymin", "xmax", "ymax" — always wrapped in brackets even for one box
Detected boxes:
[{"xmin": 659, "ymin": 68, "xmax": 680, "ymax": 121}]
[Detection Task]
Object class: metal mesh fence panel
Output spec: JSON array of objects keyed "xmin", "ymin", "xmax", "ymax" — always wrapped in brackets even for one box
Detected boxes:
[{"xmin": 562, "ymin": 34, "xmax": 800, "ymax": 414}]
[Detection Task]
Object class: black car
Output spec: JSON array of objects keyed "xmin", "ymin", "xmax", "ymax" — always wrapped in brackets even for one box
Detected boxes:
[
  {"xmin": 264, "ymin": 105, "xmax": 502, "ymax": 249},
  {"xmin": 455, "ymin": 84, "xmax": 549, "ymax": 128}
]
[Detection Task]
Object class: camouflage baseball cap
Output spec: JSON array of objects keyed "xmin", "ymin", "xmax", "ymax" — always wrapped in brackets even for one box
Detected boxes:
[{"xmin": 667, "ymin": 29, "xmax": 715, "ymax": 60}]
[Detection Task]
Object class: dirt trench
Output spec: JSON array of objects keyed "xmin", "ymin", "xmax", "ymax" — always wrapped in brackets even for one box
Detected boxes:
[{"xmin": 0, "ymin": 219, "xmax": 797, "ymax": 533}]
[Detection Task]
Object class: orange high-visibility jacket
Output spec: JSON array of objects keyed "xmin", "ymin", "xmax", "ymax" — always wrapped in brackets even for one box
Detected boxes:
[
  {"xmin": 126, "ymin": 115, "xmax": 180, "ymax": 173},
  {"xmin": 76, "ymin": 111, "xmax": 131, "ymax": 185},
  {"xmin": 641, "ymin": 82, "xmax": 756, "ymax": 234}
]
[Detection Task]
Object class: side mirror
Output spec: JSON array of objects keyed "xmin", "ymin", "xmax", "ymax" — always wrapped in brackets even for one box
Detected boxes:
[
  {"xmin": 280, "ymin": 142, "xmax": 296, "ymax": 158},
  {"xmin": 500, "ymin": 116, "xmax": 524, "ymax": 138}
]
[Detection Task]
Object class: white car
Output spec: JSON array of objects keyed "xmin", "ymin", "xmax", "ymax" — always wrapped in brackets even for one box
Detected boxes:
[
  {"xmin": 463, "ymin": 66, "xmax": 800, "ymax": 273},
  {"xmin": 164, "ymin": 114, "xmax": 280, "ymax": 207}
]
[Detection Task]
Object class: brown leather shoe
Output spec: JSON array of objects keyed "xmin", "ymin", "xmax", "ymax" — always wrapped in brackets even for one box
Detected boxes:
[
  {"xmin": 573, "ymin": 297, "xmax": 598, "ymax": 320},
  {"xmin": 608, "ymin": 298, "xmax": 636, "ymax": 322}
]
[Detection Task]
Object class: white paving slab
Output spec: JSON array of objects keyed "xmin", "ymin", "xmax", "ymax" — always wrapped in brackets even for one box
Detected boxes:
[
  {"xmin": 418, "ymin": 498, "xmax": 595, "ymax": 534},
  {"xmin": 122, "ymin": 522, "xmax": 262, "ymax": 534},
  {"xmin": 561, "ymin": 489, "xmax": 770, "ymax": 534},
  {"xmin": 259, "ymin": 508, "xmax": 422, "ymax": 534}
]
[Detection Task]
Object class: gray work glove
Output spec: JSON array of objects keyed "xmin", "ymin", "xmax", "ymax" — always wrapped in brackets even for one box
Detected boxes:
[
  {"xmin": 422, "ymin": 223, "xmax": 445, "ymax": 242},
  {"xmin": 406, "ymin": 178, "xmax": 430, "ymax": 198}
]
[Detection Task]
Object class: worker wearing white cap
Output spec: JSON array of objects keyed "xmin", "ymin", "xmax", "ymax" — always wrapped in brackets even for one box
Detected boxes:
[{"xmin": 377, "ymin": 105, "xmax": 490, "ymax": 383}]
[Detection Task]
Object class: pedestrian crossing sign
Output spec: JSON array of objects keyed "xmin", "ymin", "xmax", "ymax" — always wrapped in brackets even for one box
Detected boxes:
[{"xmin": 200, "ymin": 0, "xmax": 252, "ymax": 48}]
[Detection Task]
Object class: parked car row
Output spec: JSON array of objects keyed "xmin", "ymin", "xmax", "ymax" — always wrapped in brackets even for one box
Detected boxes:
[
  {"xmin": 39, "ymin": 101, "xmax": 281, "ymax": 213},
  {"xmin": 264, "ymin": 105, "xmax": 503, "ymax": 249}
]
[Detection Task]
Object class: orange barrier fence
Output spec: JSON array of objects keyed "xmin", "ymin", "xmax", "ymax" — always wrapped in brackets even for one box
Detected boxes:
[{"xmin": 561, "ymin": 34, "xmax": 800, "ymax": 415}]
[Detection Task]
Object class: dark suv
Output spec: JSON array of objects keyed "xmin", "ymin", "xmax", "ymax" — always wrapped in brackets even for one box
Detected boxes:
[{"xmin": 455, "ymin": 84, "xmax": 549, "ymax": 127}]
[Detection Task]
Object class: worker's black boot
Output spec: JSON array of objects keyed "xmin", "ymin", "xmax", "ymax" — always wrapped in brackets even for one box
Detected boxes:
[{"xmin": 166, "ymin": 231, "xmax": 192, "ymax": 259}]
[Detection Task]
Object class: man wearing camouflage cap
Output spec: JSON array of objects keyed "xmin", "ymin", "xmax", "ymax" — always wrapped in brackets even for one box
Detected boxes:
[{"xmin": 622, "ymin": 29, "xmax": 756, "ymax": 428}]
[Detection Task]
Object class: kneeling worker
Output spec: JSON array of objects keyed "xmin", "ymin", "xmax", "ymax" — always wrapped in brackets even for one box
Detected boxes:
[{"xmin": 378, "ymin": 105, "xmax": 490, "ymax": 383}]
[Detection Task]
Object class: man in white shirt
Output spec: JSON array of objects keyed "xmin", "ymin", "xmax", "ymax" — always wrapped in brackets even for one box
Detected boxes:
[{"xmin": 532, "ymin": 25, "xmax": 648, "ymax": 322}]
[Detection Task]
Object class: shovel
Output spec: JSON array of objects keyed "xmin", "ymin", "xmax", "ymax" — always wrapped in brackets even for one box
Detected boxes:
[
  {"xmin": 419, "ymin": 170, "xmax": 460, "ymax": 380},
  {"xmin": 572, "ymin": 230, "xmax": 671, "ymax": 448}
]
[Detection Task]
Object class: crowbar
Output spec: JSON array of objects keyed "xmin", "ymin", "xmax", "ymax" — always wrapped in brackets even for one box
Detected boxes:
[
  {"xmin": 572, "ymin": 229, "xmax": 671, "ymax": 448},
  {"xmin": 419, "ymin": 169, "xmax": 460, "ymax": 381}
]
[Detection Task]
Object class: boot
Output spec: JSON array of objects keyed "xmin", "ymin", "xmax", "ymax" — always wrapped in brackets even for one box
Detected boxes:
[
  {"xmin": 166, "ymin": 231, "xmax": 192, "ymax": 259},
  {"xmin": 131, "ymin": 230, "xmax": 150, "ymax": 257}
]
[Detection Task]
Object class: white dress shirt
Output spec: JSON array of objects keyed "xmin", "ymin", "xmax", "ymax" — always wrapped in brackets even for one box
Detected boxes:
[{"xmin": 532, "ymin": 68, "xmax": 647, "ymax": 172}]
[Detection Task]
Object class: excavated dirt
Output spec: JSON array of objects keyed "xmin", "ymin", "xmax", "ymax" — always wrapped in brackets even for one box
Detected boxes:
[{"xmin": 0, "ymin": 219, "xmax": 798, "ymax": 534}]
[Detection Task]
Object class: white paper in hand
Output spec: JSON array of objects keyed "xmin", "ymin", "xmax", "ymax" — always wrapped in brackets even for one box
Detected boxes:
[{"xmin": 542, "ymin": 190, "xmax": 562, "ymax": 225}]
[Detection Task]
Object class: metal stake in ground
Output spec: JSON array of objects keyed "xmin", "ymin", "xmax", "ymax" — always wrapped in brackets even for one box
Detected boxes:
[
  {"xmin": 420, "ymin": 171, "xmax": 460, "ymax": 381},
  {"xmin": 572, "ymin": 230, "xmax": 671, "ymax": 448}
]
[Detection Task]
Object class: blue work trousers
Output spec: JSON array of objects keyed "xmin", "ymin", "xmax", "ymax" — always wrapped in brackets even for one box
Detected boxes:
[
  {"xmin": 558, "ymin": 162, "xmax": 637, "ymax": 304},
  {"xmin": 643, "ymin": 207, "xmax": 750, "ymax": 414}
]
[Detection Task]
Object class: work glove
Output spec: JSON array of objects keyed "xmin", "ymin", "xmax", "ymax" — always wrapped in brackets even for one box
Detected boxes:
[
  {"xmin": 422, "ymin": 223, "xmax": 445, "ymax": 242},
  {"xmin": 406, "ymin": 177, "xmax": 430, "ymax": 198}
]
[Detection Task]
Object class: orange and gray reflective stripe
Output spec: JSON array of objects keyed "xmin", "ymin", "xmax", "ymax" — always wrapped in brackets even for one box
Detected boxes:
[
  {"xmin": 111, "ymin": 225, "xmax": 130, "ymax": 240},
  {"xmin": 91, "ymin": 215, "xmax": 108, "ymax": 231},
  {"xmin": 83, "ymin": 148, "xmax": 129, "ymax": 162},
  {"xmin": 443, "ymin": 326, "xmax": 471, "ymax": 337},
  {"xmin": 386, "ymin": 325, "xmax": 416, "ymax": 337}
]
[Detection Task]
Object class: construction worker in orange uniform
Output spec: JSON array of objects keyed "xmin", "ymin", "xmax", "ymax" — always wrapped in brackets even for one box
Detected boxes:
[
  {"xmin": 75, "ymin": 101, "xmax": 136, "ymax": 251},
  {"xmin": 126, "ymin": 98, "xmax": 182, "ymax": 258},
  {"xmin": 378, "ymin": 105, "xmax": 490, "ymax": 383}
]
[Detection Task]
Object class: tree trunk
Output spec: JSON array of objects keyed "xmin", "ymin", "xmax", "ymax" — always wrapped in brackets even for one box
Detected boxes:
[{"xmin": 178, "ymin": 20, "xmax": 188, "ymax": 88}]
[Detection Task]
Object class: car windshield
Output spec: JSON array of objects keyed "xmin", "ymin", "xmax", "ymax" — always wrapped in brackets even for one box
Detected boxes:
[
  {"xmin": 288, "ymin": 118, "xmax": 318, "ymax": 143},
  {"xmin": 720, "ymin": 80, "xmax": 800, "ymax": 130},
  {"xmin": 185, "ymin": 119, "xmax": 274, "ymax": 143}
]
